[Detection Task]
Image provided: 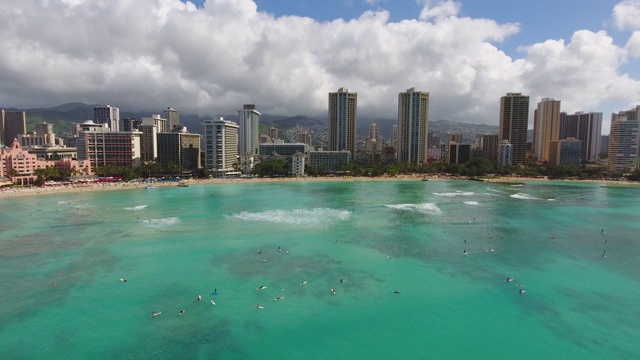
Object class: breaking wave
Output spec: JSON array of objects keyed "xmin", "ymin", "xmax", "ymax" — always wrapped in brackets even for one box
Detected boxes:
[
  {"xmin": 463, "ymin": 201, "xmax": 479, "ymax": 205},
  {"xmin": 433, "ymin": 191, "xmax": 476, "ymax": 197},
  {"xmin": 384, "ymin": 203, "xmax": 442, "ymax": 215},
  {"xmin": 124, "ymin": 205, "xmax": 148, "ymax": 211},
  {"xmin": 226, "ymin": 208, "xmax": 351, "ymax": 226},
  {"xmin": 139, "ymin": 217, "xmax": 180, "ymax": 229},
  {"xmin": 510, "ymin": 193, "xmax": 541, "ymax": 200},
  {"xmin": 57, "ymin": 201, "xmax": 73, "ymax": 204}
]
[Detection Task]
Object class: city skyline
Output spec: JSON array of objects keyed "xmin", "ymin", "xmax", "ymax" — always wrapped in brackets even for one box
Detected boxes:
[{"xmin": 1, "ymin": 1, "xmax": 639, "ymax": 134}]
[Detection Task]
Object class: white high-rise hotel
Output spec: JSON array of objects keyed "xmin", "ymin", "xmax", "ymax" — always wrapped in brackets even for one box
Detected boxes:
[
  {"xmin": 203, "ymin": 117, "xmax": 239, "ymax": 176},
  {"xmin": 238, "ymin": 104, "xmax": 260, "ymax": 155},
  {"xmin": 608, "ymin": 106, "xmax": 640, "ymax": 173},
  {"xmin": 397, "ymin": 87, "xmax": 429, "ymax": 164}
]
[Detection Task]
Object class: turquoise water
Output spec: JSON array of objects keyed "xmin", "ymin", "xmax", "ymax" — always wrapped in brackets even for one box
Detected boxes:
[{"xmin": 1, "ymin": 180, "xmax": 639, "ymax": 359}]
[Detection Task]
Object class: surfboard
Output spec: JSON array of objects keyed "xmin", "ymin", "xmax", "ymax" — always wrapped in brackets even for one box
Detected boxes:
[
  {"xmin": 257, "ymin": 286, "xmax": 267, "ymax": 290},
  {"xmin": 152, "ymin": 312, "xmax": 162, "ymax": 317},
  {"xmin": 275, "ymin": 296, "xmax": 284, "ymax": 301}
]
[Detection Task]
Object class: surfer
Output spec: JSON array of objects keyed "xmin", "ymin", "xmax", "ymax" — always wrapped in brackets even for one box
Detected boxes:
[
  {"xmin": 487, "ymin": 248, "xmax": 494, "ymax": 252},
  {"xmin": 519, "ymin": 289, "xmax": 526, "ymax": 294},
  {"xmin": 278, "ymin": 247, "xmax": 282, "ymax": 252},
  {"xmin": 179, "ymin": 310, "xmax": 185, "ymax": 315},
  {"xmin": 261, "ymin": 258, "xmax": 268, "ymax": 262},
  {"xmin": 258, "ymin": 285, "xmax": 266, "ymax": 290},
  {"xmin": 258, "ymin": 249, "xmax": 263, "ymax": 255},
  {"xmin": 254, "ymin": 304, "xmax": 263, "ymax": 309},
  {"xmin": 120, "ymin": 278, "xmax": 127, "ymax": 282},
  {"xmin": 331, "ymin": 288, "xmax": 336, "ymax": 294},
  {"xmin": 152, "ymin": 312, "xmax": 161, "ymax": 317},
  {"xmin": 301, "ymin": 280, "xmax": 307, "ymax": 285},
  {"xmin": 275, "ymin": 296, "xmax": 284, "ymax": 301},
  {"xmin": 340, "ymin": 279, "xmax": 344, "ymax": 283},
  {"xmin": 602, "ymin": 250, "xmax": 607, "ymax": 257},
  {"xmin": 463, "ymin": 249, "xmax": 467, "ymax": 255},
  {"xmin": 506, "ymin": 277, "xmax": 514, "ymax": 282},
  {"xmin": 393, "ymin": 290, "xmax": 400, "ymax": 294},
  {"xmin": 211, "ymin": 299, "xmax": 216, "ymax": 305},
  {"xmin": 197, "ymin": 294, "xmax": 202, "ymax": 302}
]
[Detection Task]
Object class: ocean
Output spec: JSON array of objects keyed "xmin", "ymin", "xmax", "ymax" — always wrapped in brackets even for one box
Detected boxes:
[{"xmin": 1, "ymin": 179, "xmax": 639, "ymax": 359}]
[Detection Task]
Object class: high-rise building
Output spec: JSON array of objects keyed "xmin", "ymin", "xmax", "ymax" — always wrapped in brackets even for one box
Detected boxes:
[
  {"xmin": 298, "ymin": 131, "xmax": 312, "ymax": 146},
  {"xmin": 390, "ymin": 124, "xmax": 398, "ymax": 148},
  {"xmin": 238, "ymin": 104, "xmax": 260, "ymax": 155},
  {"xmin": 122, "ymin": 118, "xmax": 142, "ymax": 132},
  {"xmin": 142, "ymin": 114, "xmax": 168, "ymax": 133},
  {"xmin": 397, "ymin": 87, "xmax": 429, "ymax": 164},
  {"xmin": 328, "ymin": 88, "xmax": 357, "ymax": 158},
  {"xmin": 2, "ymin": 110, "xmax": 26, "ymax": 146},
  {"xmin": 448, "ymin": 143, "xmax": 471, "ymax": 165},
  {"xmin": 478, "ymin": 134, "xmax": 499, "ymax": 164},
  {"xmin": 533, "ymin": 98, "xmax": 561, "ymax": 163},
  {"xmin": 499, "ymin": 140, "xmax": 513, "ymax": 165},
  {"xmin": 608, "ymin": 113, "xmax": 639, "ymax": 173},
  {"xmin": 268, "ymin": 127, "xmax": 279, "ymax": 142},
  {"xmin": 138, "ymin": 124, "xmax": 158, "ymax": 163},
  {"xmin": 600, "ymin": 135, "xmax": 609, "ymax": 158},
  {"xmin": 19, "ymin": 122, "xmax": 56, "ymax": 147},
  {"xmin": 156, "ymin": 125, "xmax": 201, "ymax": 172},
  {"xmin": 203, "ymin": 117, "xmax": 239, "ymax": 176},
  {"xmin": 448, "ymin": 133, "xmax": 462, "ymax": 144},
  {"xmin": 93, "ymin": 105, "xmax": 120, "ymax": 131},
  {"xmin": 549, "ymin": 138, "xmax": 582, "ymax": 167},
  {"xmin": 559, "ymin": 111, "xmax": 603, "ymax": 162},
  {"xmin": 164, "ymin": 107, "xmax": 180, "ymax": 130},
  {"xmin": 76, "ymin": 121, "xmax": 141, "ymax": 168},
  {"xmin": 499, "ymin": 93, "xmax": 529, "ymax": 165}
]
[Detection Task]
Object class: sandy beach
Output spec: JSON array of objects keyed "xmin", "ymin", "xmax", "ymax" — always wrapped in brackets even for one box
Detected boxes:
[{"xmin": 1, "ymin": 174, "xmax": 639, "ymax": 199}]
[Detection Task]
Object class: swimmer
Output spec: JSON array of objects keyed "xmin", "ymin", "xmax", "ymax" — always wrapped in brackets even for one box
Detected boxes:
[
  {"xmin": 151, "ymin": 311, "xmax": 161, "ymax": 317},
  {"xmin": 331, "ymin": 288, "xmax": 336, "ymax": 294},
  {"xmin": 387, "ymin": 256, "xmax": 392, "ymax": 259},
  {"xmin": 254, "ymin": 304, "xmax": 264, "ymax": 309},
  {"xmin": 280, "ymin": 287, "xmax": 284, "ymax": 291},
  {"xmin": 393, "ymin": 290, "xmax": 400, "ymax": 294},
  {"xmin": 211, "ymin": 299, "xmax": 216, "ymax": 305},
  {"xmin": 197, "ymin": 295, "xmax": 202, "ymax": 302},
  {"xmin": 340, "ymin": 279, "xmax": 344, "ymax": 283},
  {"xmin": 52, "ymin": 283, "xmax": 57, "ymax": 287},
  {"xmin": 278, "ymin": 247, "xmax": 282, "ymax": 252},
  {"xmin": 602, "ymin": 250, "xmax": 607, "ymax": 258},
  {"xmin": 120, "ymin": 278, "xmax": 127, "ymax": 282},
  {"xmin": 258, "ymin": 285, "xmax": 266, "ymax": 290},
  {"xmin": 179, "ymin": 310, "xmax": 185, "ymax": 315},
  {"xmin": 258, "ymin": 249, "xmax": 263, "ymax": 255},
  {"xmin": 464, "ymin": 239, "xmax": 467, "ymax": 244},
  {"xmin": 275, "ymin": 296, "xmax": 284, "ymax": 301}
]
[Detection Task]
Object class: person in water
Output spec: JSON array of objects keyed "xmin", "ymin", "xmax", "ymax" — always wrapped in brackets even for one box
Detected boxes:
[
  {"xmin": 331, "ymin": 288, "xmax": 336, "ymax": 294},
  {"xmin": 152, "ymin": 312, "xmax": 160, "ymax": 317},
  {"xmin": 506, "ymin": 277, "xmax": 514, "ymax": 282},
  {"xmin": 394, "ymin": 290, "xmax": 400, "ymax": 294},
  {"xmin": 179, "ymin": 310, "xmax": 185, "ymax": 315},
  {"xmin": 197, "ymin": 295, "xmax": 202, "ymax": 302}
]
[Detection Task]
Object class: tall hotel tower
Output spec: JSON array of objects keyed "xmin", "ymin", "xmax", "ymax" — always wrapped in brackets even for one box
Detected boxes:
[
  {"xmin": 164, "ymin": 107, "xmax": 180, "ymax": 130},
  {"xmin": 238, "ymin": 104, "xmax": 260, "ymax": 155},
  {"xmin": 203, "ymin": 117, "xmax": 239, "ymax": 176},
  {"xmin": 329, "ymin": 88, "xmax": 357, "ymax": 158},
  {"xmin": 608, "ymin": 106, "xmax": 640, "ymax": 173},
  {"xmin": 93, "ymin": 105, "xmax": 120, "ymax": 131},
  {"xmin": 397, "ymin": 87, "xmax": 429, "ymax": 164},
  {"xmin": 499, "ymin": 93, "xmax": 529, "ymax": 165},
  {"xmin": 533, "ymin": 98, "xmax": 561, "ymax": 163}
]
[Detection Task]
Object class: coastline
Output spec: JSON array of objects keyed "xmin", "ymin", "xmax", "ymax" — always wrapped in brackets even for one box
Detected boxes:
[{"xmin": 2, "ymin": 174, "xmax": 639, "ymax": 200}]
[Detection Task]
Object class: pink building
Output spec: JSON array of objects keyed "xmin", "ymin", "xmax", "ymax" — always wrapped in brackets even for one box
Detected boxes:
[{"xmin": 0, "ymin": 139, "xmax": 92, "ymax": 185}]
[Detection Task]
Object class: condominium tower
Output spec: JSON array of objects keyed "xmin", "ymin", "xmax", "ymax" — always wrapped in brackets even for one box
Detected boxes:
[
  {"xmin": 328, "ymin": 88, "xmax": 357, "ymax": 158},
  {"xmin": 608, "ymin": 108, "xmax": 640, "ymax": 173},
  {"xmin": 93, "ymin": 105, "xmax": 120, "ymax": 131},
  {"xmin": 238, "ymin": 104, "xmax": 260, "ymax": 155},
  {"xmin": 533, "ymin": 98, "xmax": 561, "ymax": 163},
  {"xmin": 397, "ymin": 87, "xmax": 429, "ymax": 164},
  {"xmin": 499, "ymin": 93, "xmax": 529, "ymax": 165},
  {"xmin": 203, "ymin": 117, "xmax": 239, "ymax": 176},
  {"xmin": 559, "ymin": 111, "xmax": 603, "ymax": 162},
  {"xmin": 1, "ymin": 110, "xmax": 26, "ymax": 146},
  {"xmin": 164, "ymin": 107, "xmax": 180, "ymax": 130}
]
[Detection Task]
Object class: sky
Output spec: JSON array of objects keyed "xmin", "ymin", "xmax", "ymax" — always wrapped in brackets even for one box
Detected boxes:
[{"xmin": 2, "ymin": 0, "xmax": 640, "ymax": 134}]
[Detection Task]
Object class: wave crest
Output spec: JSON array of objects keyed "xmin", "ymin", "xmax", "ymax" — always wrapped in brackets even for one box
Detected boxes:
[
  {"xmin": 433, "ymin": 192, "xmax": 475, "ymax": 197},
  {"xmin": 124, "ymin": 205, "xmax": 148, "ymax": 211},
  {"xmin": 510, "ymin": 193, "xmax": 541, "ymax": 200},
  {"xmin": 139, "ymin": 217, "xmax": 179, "ymax": 228},
  {"xmin": 385, "ymin": 203, "xmax": 441, "ymax": 215},
  {"xmin": 463, "ymin": 201, "xmax": 479, "ymax": 205},
  {"xmin": 227, "ymin": 208, "xmax": 351, "ymax": 226}
]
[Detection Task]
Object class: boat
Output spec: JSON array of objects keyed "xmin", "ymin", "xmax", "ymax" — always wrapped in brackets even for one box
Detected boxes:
[{"xmin": 145, "ymin": 185, "xmax": 155, "ymax": 189}]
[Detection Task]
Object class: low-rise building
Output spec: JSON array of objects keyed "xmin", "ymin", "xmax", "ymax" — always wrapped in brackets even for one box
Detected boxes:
[{"xmin": 308, "ymin": 150, "xmax": 351, "ymax": 172}]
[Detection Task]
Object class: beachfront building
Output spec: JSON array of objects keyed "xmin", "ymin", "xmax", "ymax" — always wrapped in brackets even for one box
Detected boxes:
[
  {"xmin": 1, "ymin": 110, "xmax": 26, "ymax": 147},
  {"xmin": 138, "ymin": 124, "xmax": 158, "ymax": 162},
  {"xmin": 18, "ymin": 122, "xmax": 59, "ymax": 147},
  {"xmin": 238, "ymin": 104, "xmax": 260, "ymax": 155},
  {"xmin": 308, "ymin": 150, "xmax": 351, "ymax": 172},
  {"xmin": 549, "ymin": 138, "xmax": 582, "ymax": 167},
  {"xmin": 476, "ymin": 135, "xmax": 499, "ymax": 164},
  {"xmin": 397, "ymin": 87, "xmax": 429, "ymax": 164},
  {"xmin": 26, "ymin": 146, "xmax": 77, "ymax": 160},
  {"xmin": 76, "ymin": 121, "xmax": 142, "ymax": 168},
  {"xmin": 607, "ymin": 114, "xmax": 639, "ymax": 173},
  {"xmin": 499, "ymin": 93, "xmax": 529, "ymax": 165},
  {"xmin": 156, "ymin": 125, "xmax": 201, "ymax": 172},
  {"xmin": 93, "ymin": 105, "xmax": 120, "ymax": 131},
  {"xmin": 533, "ymin": 98, "xmax": 561, "ymax": 163},
  {"xmin": 447, "ymin": 143, "xmax": 471, "ymax": 165},
  {"xmin": 329, "ymin": 88, "xmax": 357, "ymax": 158},
  {"xmin": 164, "ymin": 107, "xmax": 180, "ymax": 130},
  {"xmin": 498, "ymin": 140, "xmax": 513, "ymax": 165},
  {"xmin": 559, "ymin": 111, "xmax": 603, "ymax": 162},
  {"xmin": 0, "ymin": 139, "xmax": 92, "ymax": 185},
  {"xmin": 203, "ymin": 117, "xmax": 239, "ymax": 176},
  {"xmin": 259, "ymin": 143, "xmax": 307, "ymax": 157},
  {"xmin": 291, "ymin": 152, "xmax": 305, "ymax": 177}
]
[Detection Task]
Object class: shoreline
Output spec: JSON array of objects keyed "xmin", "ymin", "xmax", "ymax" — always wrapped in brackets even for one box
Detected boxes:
[{"xmin": 1, "ymin": 174, "xmax": 639, "ymax": 199}]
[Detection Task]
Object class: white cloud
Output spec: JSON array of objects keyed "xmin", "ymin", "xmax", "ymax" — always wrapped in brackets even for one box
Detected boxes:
[
  {"xmin": 613, "ymin": 0, "xmax": 640, "ymax": 31},
  {"xmin": 0, "ymin": 0, "xmax": 638, "ymax": 135},
  {"xmin": 627, "ymin": 31, "xmax": 640, "ymax": 57}
]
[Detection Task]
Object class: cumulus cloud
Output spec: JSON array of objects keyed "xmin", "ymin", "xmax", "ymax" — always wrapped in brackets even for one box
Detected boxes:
[
  {"xmin": 613, "ymin": 0, "xmax": 640, "ymax": 31},
  {"xmin": 0, "ymin": 0, "xmax": 639, "ymax": 133}
]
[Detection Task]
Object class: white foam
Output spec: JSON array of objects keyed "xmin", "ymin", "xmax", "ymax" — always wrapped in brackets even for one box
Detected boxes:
[
  {"xmin": 510, "ymin": 193, "xmax": 541, "ymax": 200},
  {"xmin": 57, "ymin": 201, "xmax": 73, "ymax": 204},
  {"xmin": 433, "ymin": 191, "xmax": 476, "ymax": 197},
  {"xmin": 463, "ymin": 201, "xmax": 479, "ymax": 205},
  {"xmin": 384, "ymin": 203, "xmax": 442, "ymax": 215},
  {"xmin": 227, "ymin": 208, "xmax": 351, "ymax": 226},
  {"xmin": 124, "ymin": 205, "xmax": 148, "ymax": 211},
  {"xmin": 510, "ymin": 184, "xmax": 524, "ymax": 187},
  {"xmin": 140, "ymin": 217, "xmax": 180, "ymax": 229}
]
